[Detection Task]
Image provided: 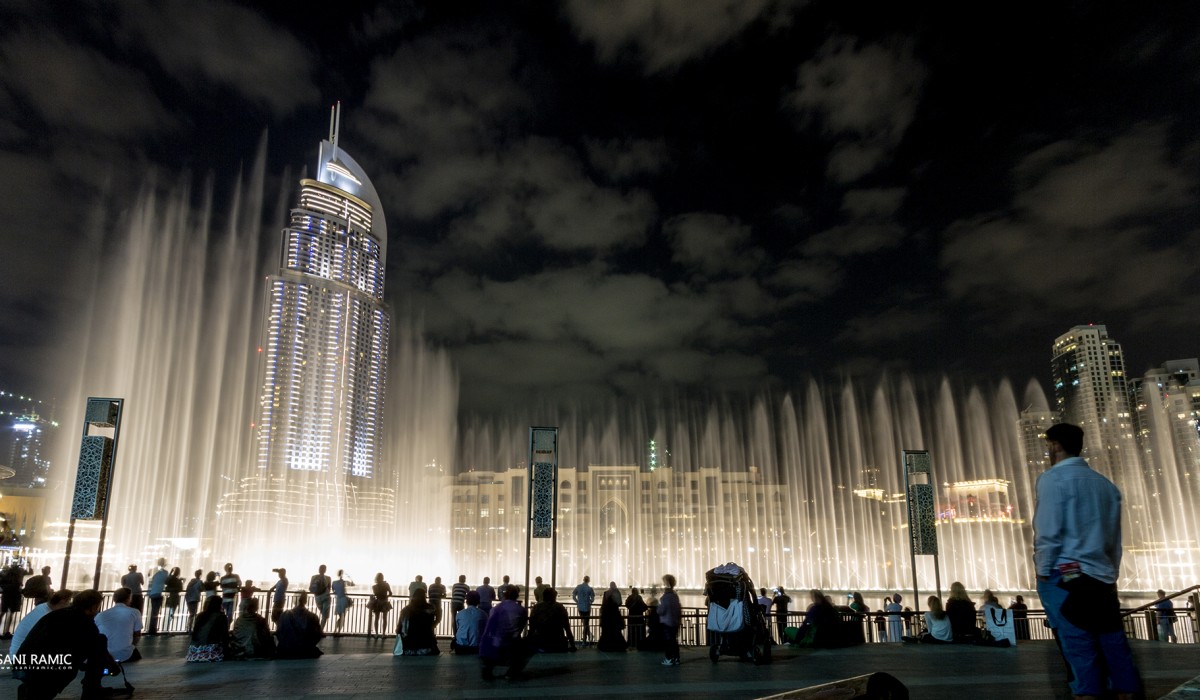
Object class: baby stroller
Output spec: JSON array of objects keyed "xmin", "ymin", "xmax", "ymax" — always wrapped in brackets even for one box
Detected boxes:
[{"xmin": 704, "ymin": 562, "xmax": 771, "ymax": 664}]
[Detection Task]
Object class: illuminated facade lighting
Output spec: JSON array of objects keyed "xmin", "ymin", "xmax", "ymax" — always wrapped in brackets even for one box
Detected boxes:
[{"xmin": 255, "ymin": 124, "xmax": 390, "ymax": 481}]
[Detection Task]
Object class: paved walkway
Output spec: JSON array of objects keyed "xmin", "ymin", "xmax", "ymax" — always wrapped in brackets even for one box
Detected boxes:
[{"xmin": 4, "ymin": 635, "xmax": 1197, "ymax": 699}]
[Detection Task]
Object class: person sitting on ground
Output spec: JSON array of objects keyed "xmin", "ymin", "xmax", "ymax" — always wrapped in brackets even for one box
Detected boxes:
[
  {"xmin": 95, "ymin": 586, "xmax": 143, "ymax": 663},
  {"xmin": 188, "ymin": 595, "xmax": 230, "ymax": 662},
  {"xmin": 229, "ymin": 597, "xmax": 276, "ymax": 660},
  {"xmin": 979, "ymin": 589, "xmax": 1015, "ymax": 647},
  {"xmin": 945, "ymin": 582, "xmax": 979, "ymax": 643},
  {"xmin": 479, "ymin": 585, "xmax": 532, "ymax": 680},
  {"xmin": 903, "ymin": 596, "xmax": 953, "ymax": 644},
  {"xmin": 398, "ymin": 587, "xmax": 441, "ymax": 656},
  {"xmin": 276, "ymin": 591, "xmax": 324, "ymax": 659},
  {"xmin": 528, "ymin": 588, "xmax": 576, "ymax": 653},
  {"xmin": 11, "ymin": 589, "xmax": 73, "ymax": 658},
  {"xmin": 15, "ymin": 590, "xmax": 113, "ymax": 699},
  {"xmin": 453, "ymin": 591, "xmax": 487, "ymax": 655},
  {"xmin": 794, "ymin": 589, "xmax": 839, "ymax": 647}
]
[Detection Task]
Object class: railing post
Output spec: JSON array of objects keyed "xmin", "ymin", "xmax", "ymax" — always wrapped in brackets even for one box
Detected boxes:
[{"xmin": 1191, "ymin": 592, "xmax": 1200, "ymax": 644}]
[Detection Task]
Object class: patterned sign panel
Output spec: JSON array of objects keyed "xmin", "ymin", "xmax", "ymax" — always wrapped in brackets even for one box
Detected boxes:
[
  {"xmin": 531, "ymin": 462, "xmax": 556, "ymax": 538},
  {"xmin": 904, "ymin": 451, "xmax": 932, "ymax": 475},
  {"xmin": 71, "ymin": 435, "xmax": 115, "ymax": 519},
  {"xmin": 529, "ymin": 427, "xmax": 558, "ymax": 539},
  {"xmin": 85, "ymin": 398, "xmax": 119, "ymax": 427},
  {"xmin": 907, "ymin": 483, "xmax": 938, "ymax": 555}
]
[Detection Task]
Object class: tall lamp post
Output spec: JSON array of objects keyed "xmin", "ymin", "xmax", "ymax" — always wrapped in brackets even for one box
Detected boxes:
[
  {"xmin": 525, "ymin": 427, "xmax": 558, "ymax": 605},
  {"xmin": 61, "ymin": 397, "xmax": 124, "ymax": 590},
  {"xmin": 902, "ymin": 449, "xmax": 940, "ymax": 616}
]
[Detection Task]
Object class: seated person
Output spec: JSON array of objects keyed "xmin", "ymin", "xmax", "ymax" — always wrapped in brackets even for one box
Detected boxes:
[
  {"xmin": 903, "ymin": 596, "xmax": 953, "ymax": 644},
  {"xmin": 229, "ymin": 597, "xmax": 276, "ymax": 659},
  {"xmin": 16, "ymin": 590, "xmax": 113, "ymax": 699},
  {"xmin": 479, "ymin": 585, "xmax": 532, "ymax": 680},
  {"xmin": 11, "ymin": 589, "xmax": 73, "ymax": 658},
  {"xmin": 528, "ymin": 588, "xmax": 576, "ymax": 653},
  {"xmin": 795, "ymin": 589, "xmax": 838, "ymax": 648},
  {"xmin": 276, "ymin": 591, "xmax": 324, "ymax": 659},
  {"xmin": 945, "ymin": 582, "xmax": 979, "ymax": 643},
  {"xmin": 95, "ymin": 586, "xmax": 143, "ymax": 662},
  {"xmin": 398, "ymin": 588, "xmax": 441, "ymax": 656},
  {"xmin": 189, "ymin": 596, "xmax": 230, "ymax": 662},
  {"xmin": 453, "ymin": 591, "xmax": 487, "ymax": 654}
]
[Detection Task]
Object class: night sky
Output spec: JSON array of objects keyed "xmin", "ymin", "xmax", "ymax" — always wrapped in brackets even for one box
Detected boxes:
[{"xmin": 1, "ymin": 1, "xmax": 1198, "ymax": 411}]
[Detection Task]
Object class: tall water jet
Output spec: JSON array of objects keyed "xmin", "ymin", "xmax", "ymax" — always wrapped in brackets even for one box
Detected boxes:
[{"xmin": 45, "ymin": 138, "xmax": 458, "ymax": 587}]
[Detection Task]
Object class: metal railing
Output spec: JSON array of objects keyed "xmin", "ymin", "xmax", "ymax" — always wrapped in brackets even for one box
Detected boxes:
[{"xmin": 14, "ymin": 591, "xmax": 1197, "ymax": 645}]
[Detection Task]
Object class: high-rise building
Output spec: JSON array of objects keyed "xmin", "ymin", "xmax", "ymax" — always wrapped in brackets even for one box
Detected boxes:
[
  {"xmin": 1017, "ymin": 407, "xmax": 1057, "ymax": 474},
  {"xmin": 255, "ymin": 106, "xmax": 390, "ymax": 481},
  {"xmin": 1130, "ymin": 359, "xmax": 1200, "ymax": 478},
  {"xmin": 1050, "ymin": 324, "xmax": 1134, "ymax": 478},
  {"xmin": 0, "ymin": 391, "xmax": 56, "ymax": 489}
]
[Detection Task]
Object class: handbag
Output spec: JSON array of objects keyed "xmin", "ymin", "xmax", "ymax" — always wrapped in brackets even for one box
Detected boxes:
[
  {"xmin": 186, "ymin": 643, "xmax": 225, "ymax": 663},
  {"xmin": 392, "ymin": 634, "xmax": 404, "ymax": 656}
]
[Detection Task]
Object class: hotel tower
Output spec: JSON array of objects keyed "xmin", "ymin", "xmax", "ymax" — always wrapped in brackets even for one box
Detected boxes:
[{"xmin": 256, "ymin": 106, "xmax": 389, "ymax": 480}]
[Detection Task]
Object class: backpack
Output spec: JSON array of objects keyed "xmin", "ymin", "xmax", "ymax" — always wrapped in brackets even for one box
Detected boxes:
[
  {"xmin": 310, "ymin": 575, "xmax": 328, "ymax": 596},
  {"xmin": 22, "ymin": 575, "xmax": 46, "ymax": 599}
]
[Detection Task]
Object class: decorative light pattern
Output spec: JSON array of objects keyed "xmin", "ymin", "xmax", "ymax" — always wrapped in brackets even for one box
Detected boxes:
[{"xmin": 256, "ymin": 155, "xmax": 389, "ymax": 480}]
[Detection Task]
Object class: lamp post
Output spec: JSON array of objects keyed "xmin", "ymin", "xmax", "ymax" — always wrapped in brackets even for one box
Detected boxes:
[{"xmin": 62, "ymin": 397, "xmax": 124, "ymax": 591}]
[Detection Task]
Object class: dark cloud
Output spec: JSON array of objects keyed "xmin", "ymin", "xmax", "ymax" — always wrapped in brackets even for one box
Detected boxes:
[
  {"xmin": 437, "ymin": 139, "xmax": 657, "ymax": 252},
  {"xmin": 115, "ymin": 1, "xmax": 318, "ymax": 115},
  {"xmin": 767, "ymin": 259, "xmax": 843, "ymax": 302},
  {"xmin": 665, "ymin": 213, "xmax": 762, "ymax": 277},
  {"xmin": 563, "ymin": 0, "xmax": 787, "ymax": 74},
  {"xmin": 0, "ymin": 30, "xmax": 174, "ymax": 137},
  {"xmin": 801, "ymin": 223, "xmax": 906, "ymax": 257},
  {"xmin": 942, "ymin": 125, "xmax": 1200, "ymax": 317},
  {"xmin": 1013, "ymin": 125, "xmax": 1191, "ymax": 229},
  {"xmin": 788, "ymin": 36, "xmax": 926, "ymax": 183},
  {"xmin": 836, "ymin": 306, "xmax": 940, "ymax": 346},
  {"xmin": 1, "ymin": 3, "xmax": 1197, "ymax": 409},
  {"xmin": 585, "ymin": 137, "xmax": 668, "ymax": 181},
  {"xmin": 841, "ymin": 187, "xmax": 905, "ymax": 220},
  {"xmin": 362, "ymin": 36, "xmax": 527, "ymax": 162}
]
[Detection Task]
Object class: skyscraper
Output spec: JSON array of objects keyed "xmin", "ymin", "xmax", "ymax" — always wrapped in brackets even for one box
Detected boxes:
[
  {"xmin": 255, "ymin": 106, "xmax": 390, "ymax": 481},
  {"xmin": 1050, "ymin": 324, "xmax": 1133, "ymax": 477}
]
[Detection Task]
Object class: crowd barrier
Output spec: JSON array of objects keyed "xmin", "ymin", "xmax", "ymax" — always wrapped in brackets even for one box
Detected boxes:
[{"xmin": 17, "ymin": 590, "xmax": 1195, "ymax": 645}]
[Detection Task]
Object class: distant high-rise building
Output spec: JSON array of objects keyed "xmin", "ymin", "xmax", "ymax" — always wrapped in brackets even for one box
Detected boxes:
[
  {"xmin": 8, "ymin": 414, "xmax": 51, "ymax": 488},
  {"xmin": 1050, "ymin": 325, "xmax": 1134, "ymax": 477},
  {"xmin": 0, "ymin": 391, "xmax": 56, "ymax": 489},
  {"xmin": 255, "ymin": 106, "xmax": 390, "ymax": 480},
  {"xmin": 1130, "ymin": 359, "xmax": 1200, "ymax": 478},
  {"xmin": 1017, "ymin": 407, "xmax": 1057, "ymax": 474}
]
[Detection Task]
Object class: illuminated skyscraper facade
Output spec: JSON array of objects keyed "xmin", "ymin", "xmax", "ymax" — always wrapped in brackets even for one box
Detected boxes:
[
  {"xmin": 1051, "ymin": 324, "xmax": 1133, "ymax": 478},
  {"xmin": 256, "ymin": 116, "xmax": 390, "ymax": 481}
]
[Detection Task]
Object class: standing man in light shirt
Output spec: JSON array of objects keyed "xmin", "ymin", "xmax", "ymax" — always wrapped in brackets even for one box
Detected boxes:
[
  {"xmin": 1034, "ymin": 423, "xmax": 1141, "ymax": 700},
  {"xmin": 146, "ymin": 558, "xmax": 169, "ymax": 635},
  {"xmin": 572, "ymin": 575, "xmax": 595, "ymax": 644}
]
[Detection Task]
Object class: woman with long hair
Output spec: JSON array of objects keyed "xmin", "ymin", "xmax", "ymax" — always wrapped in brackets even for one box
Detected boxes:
[
  {"xmin": 945, "ymin": 581, "xmax": 978, "ymax": 643},
  {"xmin": 398, "ymin": 587, "xmax": 441, "ymax": 655},
  {"xmin": 187, "ymin": 596, "xmax": 229, "ymax": 662},
  {"xmin": 903, "ymin": 595, "xmax": 952, "ymax": 644}
]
